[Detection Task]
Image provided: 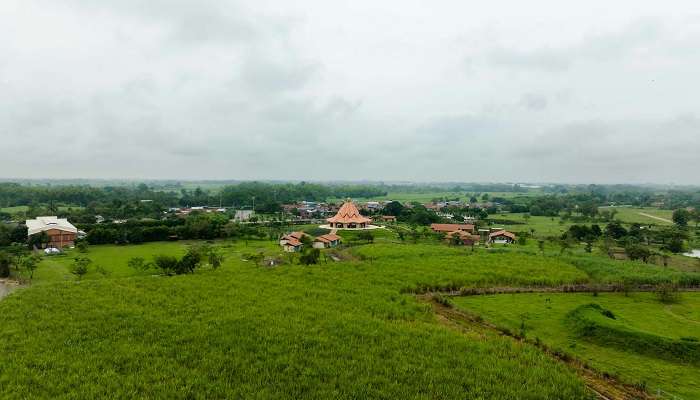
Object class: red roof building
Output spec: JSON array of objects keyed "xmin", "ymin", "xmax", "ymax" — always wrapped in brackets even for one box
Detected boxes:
[
  {"xmin": 326, "ymin": 201, "xmax": 372, "ymax": 229},
  {"xmin": 313, "ymin": 233, "xmax": 342, "ymax": 249},
  {"xmin": 430, "ymin": 223, "xmax": 475, "ymax": 233},
  {"xmin": 488, "ymin": 230, "xmax": 516, "ymax": 244}
]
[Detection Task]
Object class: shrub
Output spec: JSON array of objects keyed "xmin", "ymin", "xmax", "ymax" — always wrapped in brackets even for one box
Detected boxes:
[
  {"xmin": 299, "ymin": 248, "xmax": 321, "ymax": 265},
  {"xmin": 71, "ymin": 257, "xmax": 91, "ymax": 280},
  {"xmin": 153, "ymin": 255, "xmax": 179, "ymax": 275},
  {"xmin": 0, "ymin": 252, "xmax": 10, "ymax": 278},
  {"xmin": 127, "ymin": 257, "xmax": 151, "ymax": 272},
  {"xmin": 655, "ymin": 283, "xmax": 681, "ymax": 304}
]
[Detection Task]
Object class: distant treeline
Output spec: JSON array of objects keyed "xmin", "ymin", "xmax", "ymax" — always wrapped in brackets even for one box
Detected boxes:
[{"xmin": 0, "ymin": 182, "xmax": 386, "ymax": 210}]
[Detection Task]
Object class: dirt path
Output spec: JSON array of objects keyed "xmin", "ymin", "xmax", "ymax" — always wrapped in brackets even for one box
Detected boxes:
[
  {"xmin": 638, "ymin": 212, "xmax": 673, "ymax": 224},
  {"xmin": 420, "ymin": 295, "xmax": 653, "ymax": 400}
]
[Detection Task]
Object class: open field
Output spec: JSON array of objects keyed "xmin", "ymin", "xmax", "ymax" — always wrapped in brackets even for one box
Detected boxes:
[
  {"xmin": 599, "ymin": 207, "xmax": 674, "ymax": 225},
  {"xmin": 489, "ymin": 212, "xmax": 576, "ymax": 237},
  {"xmin": 453, "ymin": 292, "xmax": 700, "ymax": 398},
  {"xmin": 1, "ymin": 205, "xmax": 84, "ymax": 216},
  {"xmin": 3, "ymin": 238, "xmax": 700, "ymax": 398},
  {"xmin": 0, "ymin": 241, "xmax": 592, "ymax": 399}
]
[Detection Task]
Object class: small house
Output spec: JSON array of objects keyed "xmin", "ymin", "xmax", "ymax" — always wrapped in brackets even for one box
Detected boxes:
[
  {"xmin": 380, "ymin": 215, "xmax": 397, "ymax": 223},
  {"xmin": 445, "ymin": 231, "xmax": 480, "ymax": 246},
  {"xmin": 488, "ymin": 230, "xmax": 516, "ymax": 244},
  {"xmin": 26, "ymin": 216, "xmax": 78, "ymax": 249},
  {"xmin": 313, "ymin": 233, "xmax": 342, "ymax": 249},
  {"xmin": 430, "ymin": 223, "xmax": 475, "ymax": 234},
  {"xmin": 279, "ymin": 231, "xmax": 310, "ymax": 252}
]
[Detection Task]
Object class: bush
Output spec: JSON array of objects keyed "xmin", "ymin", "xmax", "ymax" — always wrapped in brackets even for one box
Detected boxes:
[
  {"xmin": 153, "ymin": 255, "xmax": 179, "ymax": 275},
  {"xmin": 0, "ymin": 252, "xmax": 10, "ymax": 278},
  {"xmin": 655, "ymin": 283, "xmax": 681, "ymax": 304},
  {"xmin": 299, "ymin": 248, "xmax": 321, "ymax": 265},
  {"xmin": 71, "ymin": 257, "xmax": 91, "ymax": 280}
]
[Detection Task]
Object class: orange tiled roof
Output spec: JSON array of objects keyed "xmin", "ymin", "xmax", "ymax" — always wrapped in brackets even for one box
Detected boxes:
[
  {"xmin": 315, "ymin": 233, "xmax": 342, "ymax": 243},
  {"xmin": 430, "ymin": 223, "xmax": 474, "ymax": 232},
  {"xmin": 489, "ymin": 230, "xmax": 516, "ymax": 239},
  {"xmin": 326, "ymin": 201, "xmax": 372, "ymax": 224},
  {"xmin": 285, "ymin": 237, "xmax": 303, "ymax": 246}
]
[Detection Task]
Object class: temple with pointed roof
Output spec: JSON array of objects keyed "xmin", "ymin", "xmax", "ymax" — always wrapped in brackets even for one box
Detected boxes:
[{"xmin": 326, "ymin": 200, "xmax": 372, "ymax": 229}]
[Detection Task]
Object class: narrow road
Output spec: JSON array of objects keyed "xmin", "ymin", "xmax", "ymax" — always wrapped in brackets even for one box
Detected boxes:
[{"xmin": 638, "ymin": 212, "xmax": 672, "ymax": 224}]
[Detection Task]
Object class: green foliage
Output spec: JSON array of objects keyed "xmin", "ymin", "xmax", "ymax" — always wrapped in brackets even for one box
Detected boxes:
[
  {"xmin": 655, "ymin": 283, "xmax": 681, "ymax": 304},
  {"xmin": 299, "ymin": 248, "xmax": 321, "ymax": 265},
  {"xmin": 152, "ymin": 255, "xmax": 180, "ymax": 275},
  {"xmin": 672, "ymin": 209, "xmax": 691, "ymax": 227},
  {"xmin": 76, "ymin": 240, "xmax": 89, "ymax": 253},
  {"xmin": 127, "ymin": 257, "xmax": 151, "ymax": 272},
  {"xmin": 0, "ymin": 240, "xmax": 592, "ymax": 399},
  {"xmin": 0, "ymin": 252, "xmax": 10, "ymax": 278},
  {"xmin": 71, "ymin": 257, "xmax": 91, "ymax": 280},
  {"xmin": 624, "ymin": 244, "xmax": 651, "ymax": 263},
  {"xmin": 567, "ymin": 303, "xmax": 700, "ymax": 365},
  {"xmin": 454, "ymin": 292, "xmax": 700, "ymax": 398},
  {"xmin": 20, "ymin": 254, "xmax": 41, "ymax": 279}
]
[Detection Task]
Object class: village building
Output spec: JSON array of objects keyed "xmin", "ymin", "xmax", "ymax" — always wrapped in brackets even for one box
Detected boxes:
[
  {"xmin": 326, "ymin": 200, "xmax": 372, "ymax": 229},
  {"xmin": 430, "ymin": 223, "xmax": 475, "ymax": 234},
  {"xmin": 380, "ymin": 215, "xmax": 397, "ymax": 223},
  {"xmin": 25, "ymin": 216, "xmax": 78, "ymax": 249},
  {"xmin": 445, "ymin": 230, "xmax": 481, "ymax": 246},
  {"xmin": 234, "ymin": 210, "xmax": 255, "ymax": 222},
  {"xmin": 279, "ymin": 231, "xmax": 310, "ymax": 252},
  {"xmin": 313, "ymin": 233, "xmax": 342, "ymax": 249},
  {"xmin": 488, "ymin": 230, "xmax": 517, "ymax": 244}
]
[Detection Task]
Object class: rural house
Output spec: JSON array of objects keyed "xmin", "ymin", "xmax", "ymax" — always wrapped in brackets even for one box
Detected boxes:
[
  {"xmin": 488, "ymin": 230, "xmax": 516, "ymax": 244},
  {"xmin": 26, "ymin": 216, "xmax": 78, "ymax": 249},
  {"xmin": 313, "ymin": 233, "xmax": 342, "ymax": 249},
  {"xmin": 380, "ymin": 215, "xmax": 397, "ymax": 223},
  {"xmin": 445, "ymin": 230, "xmax": 480, "ymax": 246},
  {"xmin": 279, "ymin": 231, "xmax": 311, "ymax": 252},
  {"xmin": 430, "ymin": 223, "xmax": 475, "ymax": 234}
]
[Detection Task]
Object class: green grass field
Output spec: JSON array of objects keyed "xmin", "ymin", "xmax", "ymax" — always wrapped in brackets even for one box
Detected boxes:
[
  {"xmin": 453, "ymin": 292, "xmax": 700, "ymax": 398},
  {"xmin": 599, "ymin": 206, "xmax": 674, "ymax": 225},
  {"xmin": 0, "ymin": 241, "xmax": 592, "ymax": 399},
  {"xmin": 0, "ymin": 205, "xmax": 84, "ymax": 216},
  {"xmin": 3, "ymin": 238, "xmax": 700, "ymax": 398},
  {"xmin": 489, "ymin": 212, "xmax": 576, "ymax": 237}
]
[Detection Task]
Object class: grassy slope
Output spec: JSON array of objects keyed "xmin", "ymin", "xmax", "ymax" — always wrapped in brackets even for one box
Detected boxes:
[
  {"xmin": 453, "ymin": 292, "xmax": 700, "ymax": 398},
  {"xmin": 599, "ymin": 207, "xmax": 674, "ymax": 225},
  {"xmin": 0, "ymin": 241, "xmax": 592, "ymax": 399}
]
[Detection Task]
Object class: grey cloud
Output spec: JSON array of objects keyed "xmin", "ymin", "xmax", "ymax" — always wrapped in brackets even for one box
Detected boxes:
[
  {"xmin": 481, "ymin": 18, "xmax": 666, "ymax": 72},
  {"xmin": 514, "ymin": 115, "xmax": 700, "ymax": 182},
  {"xmin": 519, "ymin": 94, "xmax": 548, "ymax": 111}
]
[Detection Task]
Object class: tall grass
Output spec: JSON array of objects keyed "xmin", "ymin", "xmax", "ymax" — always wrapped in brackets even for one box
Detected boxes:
[{"xmin": 0, "ymin": 241, "xmax": 590, "ymax": 399}]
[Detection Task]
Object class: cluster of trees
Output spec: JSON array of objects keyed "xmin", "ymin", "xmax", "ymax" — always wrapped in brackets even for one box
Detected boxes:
[
  {"xmin": 498, "ymin": 187, "xmax": 700, "ymax": 218},
  {"xmin": 0, "ymin": 246, "xmax": 41, "ymax": 280},
  {"xmin": 0, "ymin": 181, "xmax": 389, "ymax": 221},
  {"xmin": 381, "ymin": 202, "xmax": 441, "ymax": 225},
  {"xmin": 562, "ymin": 219, "xmax": 691, "ymax": 262},
  {"xmin": 128, "ymin": 245, "xmax": 224, "ymax": 276},
  {"xmin": 0, "ymin": 223, "xmax": 27, "ymax": 247},
  {"xmin": 83, "ymin": 213, "xmax": 266, "ymax": 245}
]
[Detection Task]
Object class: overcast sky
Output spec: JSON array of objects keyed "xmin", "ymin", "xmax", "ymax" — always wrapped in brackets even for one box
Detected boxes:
[{"xmin": 1, "ymin": 1, "xmax": 699, "ymax": 184}]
